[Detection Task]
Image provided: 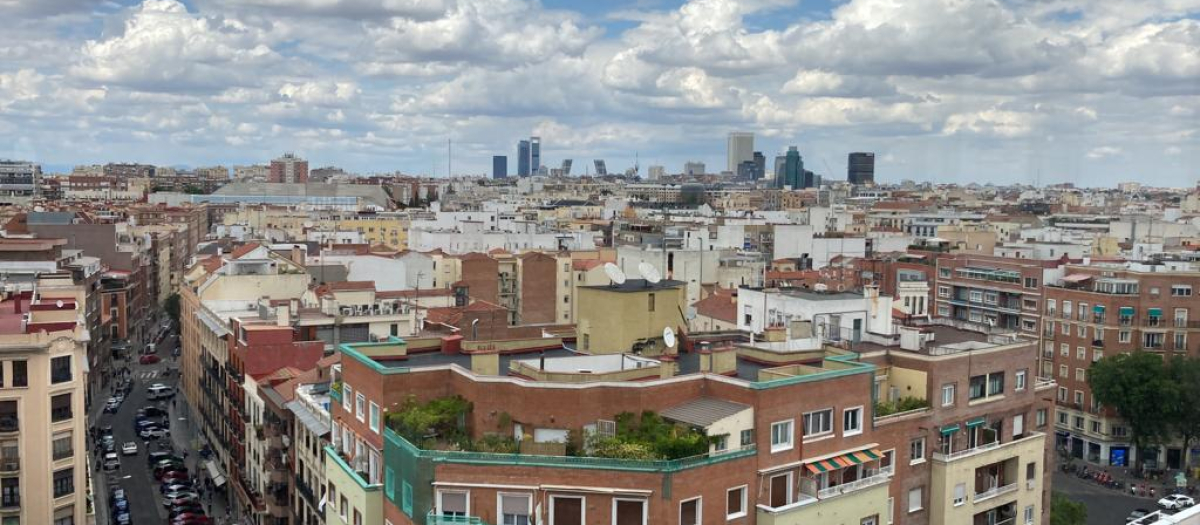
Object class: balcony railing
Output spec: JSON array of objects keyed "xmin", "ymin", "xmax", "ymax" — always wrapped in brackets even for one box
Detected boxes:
[
  {"xmin": 974, "ymin": 482, "xmax": 1018, "ymax": 502},
  {"xmin": 1035, "ymin": 378, "xmax": 1056, "ymax": 391},
  {"xmin": 426, "ymin": 512, "xmax": 487, "ymax": 525},
  {"xmin": 0, "ymin": 418, "xmax": 18, "ymax": 433},
  {"xmin": 0, "ymin": 459, "xmax": 16, "ymax": 473},
  {"xmin": 813, "ymin": 467, "xmax": 893, "ymax": 499}
]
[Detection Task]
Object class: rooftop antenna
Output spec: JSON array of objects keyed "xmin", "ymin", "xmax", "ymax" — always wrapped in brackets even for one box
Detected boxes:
[
  {"xmin": 603, "ymin": 262, "xmax": 627, "ymax": 287},
  {"xmin": 639, "ymin": 261, "xmax": 661, "ymax": 286}
]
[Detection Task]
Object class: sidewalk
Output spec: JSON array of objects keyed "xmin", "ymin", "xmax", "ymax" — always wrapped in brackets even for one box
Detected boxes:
[{"xmin": 170, "ymin": 394, "xmax": 233, "ymax": 522}]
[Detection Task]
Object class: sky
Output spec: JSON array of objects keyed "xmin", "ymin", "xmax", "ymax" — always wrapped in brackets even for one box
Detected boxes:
[{"xmin": 0, "ymin": 0, "xmax": 1197, "ymax": 187}]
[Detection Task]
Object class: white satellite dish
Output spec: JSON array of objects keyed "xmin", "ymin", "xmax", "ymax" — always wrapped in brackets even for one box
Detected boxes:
[
  {"xmin": 639, "ymin": 262, "xmax": 662, "ymax": 284},
  {"xmin": 663, "ymin": 327, "xmax": 677, "ymax": 348},
  {"xmin": 604, "ymin": 263, "xmax": 627, "ymax": 286}
]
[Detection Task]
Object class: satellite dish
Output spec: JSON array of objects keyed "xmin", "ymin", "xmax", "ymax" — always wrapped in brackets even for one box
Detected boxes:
[
  {"xmin": 639, "ymin": 262, "xmax": 662, "ymax": 284},
  {"xmin": 663, "ymin": 327, "xmax": 677, "ymax": 348},
  {"xmin": 55, "ymin": 300, "xmax": 64, "ymax": 308},
  {"xmin": 603, "ymin": 263, "xmax": 626, "ymax": 285},
  {"xmin": 685, "ymin": 306, "xmax": 697, "ymax": 320}
]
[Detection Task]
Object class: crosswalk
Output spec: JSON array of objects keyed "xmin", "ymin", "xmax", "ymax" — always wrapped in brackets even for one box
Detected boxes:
[{"xmin": 137, "ymin": 371, "xmax": 159, "ymax": 381}]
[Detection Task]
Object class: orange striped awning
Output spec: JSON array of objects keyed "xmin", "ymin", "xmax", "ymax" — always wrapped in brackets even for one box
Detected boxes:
[{"xmin": 804, "ymin": 449, "xmax": 883, "ymax": 474}]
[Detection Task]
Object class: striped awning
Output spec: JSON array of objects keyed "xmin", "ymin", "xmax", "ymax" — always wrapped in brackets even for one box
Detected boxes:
[{"xmin": 804, "ymin": 449, "xmax": 882, "ymax": 473}]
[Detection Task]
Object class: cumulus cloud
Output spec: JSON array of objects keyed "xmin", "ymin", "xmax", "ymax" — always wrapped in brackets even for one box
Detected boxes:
[{"xmin": 0, "ymin": 0, "xmax": 1196, "ymax": 186}]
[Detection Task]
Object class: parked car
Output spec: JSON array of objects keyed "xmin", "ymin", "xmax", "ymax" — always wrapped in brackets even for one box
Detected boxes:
[
  {"xmin": 111, "ymin": 497, "xmax": 129, "ymax": 513},
  {"xmin": 142, "ymin": 406, "xmax": 169, "ymax": 418},
  {"xmin": 139, "ymin": 427, "xmax": 170, "ymax": 440},
  {"xmin": 140, "ymin": 354, "xmax": 161, "ymax": 364},
  {"xmin": 1159, "ymin": 495, "xmax": 1195, "ymax": 510},
  {"xmin": 148, "ymin": 451, "xmax": 180, "ymax": 466},
  {"xmin": 165, "ymin": 496, "xmax": 200, "ymax": 508},
  {"xmin": 147, "ymin": 384, "xmax": 176, "ymax": 400},
  {"xmin": 169, "ymin": 512, "xmax": 207, "ymax": 523},
  {"xmin": 158, "ymin": 470, "xmax": 190, "ymax": 482},
  {"xmin": 104, "ymin": 397, "xmax": 121, "ymax": 413},
  {"xmin": 1127, "ymin": 508, "xmax": 1152, "ymax": 522},
  {"xmin": 174, "ymin": 517, "xmax": 212, "ymax": 525},
  {"xmin": 169, "ymin": 505, "xmax": 205, "ymax": 517},
  {"xmin": 102, "ymin": 452, "xmax": 120, "ymax": 471},
  {"xmin": 114, "ymin": 511, "xmax": 133, "ymax": 525},
  {"xmin": 121, "ymin": 441, "xmax": 138, "ymax": 455},
  {"xmin": 161, "ymin": 482, "xmax": 193, "ymax": 494}
]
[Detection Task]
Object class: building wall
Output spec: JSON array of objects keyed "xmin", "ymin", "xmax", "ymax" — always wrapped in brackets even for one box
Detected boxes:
[
  {"xmin": 576, "ymin": 284, "xmax": 686, "ymax": 354},
  {"xmin": 458, "ymin": 254, "xmax": 499, "ymax": 305},
  {"xmin": 517, "ymin": 253, "xmax": 557, "ymax": 325}
]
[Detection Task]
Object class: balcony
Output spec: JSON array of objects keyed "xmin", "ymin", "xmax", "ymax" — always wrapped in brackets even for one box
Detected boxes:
[
  {"xmin": 933, "ymin": 432, "xmax": 1045, "ymax": 464},
  {"xmin": 0, "ymin": 458, "xmax": 16, "ymax": 473},
  {"xmin": 757, "ymin": 476, "xmax": 891, "ymax": 525},
  {"xmin": 974, "ymin": 482, "xmax": 1018, "ymax": 503},
  {"xmin": 813, "ymin": 466, "xmax": 893, "ymax": 498},
  {"xmin": 426, "ymin": 511, "xmax": 487, "ymax": 525}
]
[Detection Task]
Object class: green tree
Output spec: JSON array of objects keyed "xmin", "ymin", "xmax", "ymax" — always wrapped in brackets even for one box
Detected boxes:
[
  {"xmin": 164, "ymin": 293, "xmax": 181, "ymax": 326},
  {"xmin": 1088, "ymin": 352, "xmax": 1174, "ymax": 471},
  {"xmin": 1166, "ymin": 356, "xmax": 1200, "ymax": 468},
  {"xmin": 1050, "ymin": 492, "xmax": 1087, "ymax": 525}
]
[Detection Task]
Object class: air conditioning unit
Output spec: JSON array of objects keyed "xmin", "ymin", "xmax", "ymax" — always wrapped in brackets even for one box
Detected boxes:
[
  {"xmin": 340, "ymin": 307, "xmax": 353, "ymax": 316},
  {"xmin": 381, "ymin": 304, "xmax": 393, "ymax": 315}
]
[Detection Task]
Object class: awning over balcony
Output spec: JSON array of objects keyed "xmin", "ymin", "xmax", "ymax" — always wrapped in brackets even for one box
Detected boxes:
[
  {"xmin": 1062, "ymin": 274, "xmax": 1093, "ymax": 283},
  {"xmin": 1093, "ymin": 305, "xmax": 1105, "ymax": 313},
  {"xmin": 1148, "ymin": 308, "xmax": 1163, "ymax": 317},
  {"xmin": 940, "ymin": 424, "xmax": 960, "ymax": 435},
  {"xmin": 804, "ymin": 448, "xmax": 882, "ymax": 473},
  {"xmin": 965, "ymin": 417, "xmax": 987, "ymax": 428},
  {"xmin": 205, "ymin": 460, "xmax": 227, "ymax": 488},
  {"xmin": 1120, "ymin": 307, "xmax": 1135, "ymax": 315}
]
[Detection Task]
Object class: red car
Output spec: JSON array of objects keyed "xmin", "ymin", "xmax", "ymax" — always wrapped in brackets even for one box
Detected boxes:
[
  {"xmin": 140, "ymin": 354, "xmax": 161, "ymax": 364},
  {"xmin": 171, "ymin": 514, "xmax": 209, "ymax": 524},
  {"xmin": 159, "ymin": 471, "xmax": 189, "ymax": 483}
]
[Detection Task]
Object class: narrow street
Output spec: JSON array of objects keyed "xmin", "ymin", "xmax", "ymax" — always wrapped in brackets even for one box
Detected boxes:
[{"xmin": 1053, "ymin": 469, "xmax": 1185, "ymax": 525}]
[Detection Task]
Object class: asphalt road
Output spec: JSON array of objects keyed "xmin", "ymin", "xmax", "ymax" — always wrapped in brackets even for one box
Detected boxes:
[
  {"xmin": 1053, "ymin": 470, "xmax": 1181, "ymax": 525},
  {"xmin": 92, "ymin": 321, "xmax": 182, "ymax": 525}
]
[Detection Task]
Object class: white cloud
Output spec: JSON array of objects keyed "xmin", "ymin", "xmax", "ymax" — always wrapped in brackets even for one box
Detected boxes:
[
  {"xmin": 943, "ymin": 108, "xmax": 1038, "ymax": 137},
  {"xmin": 1085, "ymin": 146, "xmax": 1123, "ymax": 159}
]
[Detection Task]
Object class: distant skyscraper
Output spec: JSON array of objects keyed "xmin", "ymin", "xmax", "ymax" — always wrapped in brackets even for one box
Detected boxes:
[
  {"xmin": 269, "ymin": 153, "xmax": 308, "ymax": 183},
  {"xmin": 783, "ymin": 147, "xmax": 805, "ymax": 189},
  {"xmin": 848, "ymin": 152, "xmax": 875, "ymax": 185},
  {"xmin": 752, "ymin": 151, "xmax": 766, "ymax": 181},
  {"xmin": 593, "ymin": 159, "xmax": 607, "ymax": 176},
  {"xmin": 517, "ymin": 140, "xmax": 531, "ymax": 176},
  {"xmin": 684, "ymin": 161, "xmax": 705, "ymax": 177},
  {"xmin": 561, "ymin": 159, "xmax": 572, "ymax": 176},
  {"xmin": 774, "ymin": 155, "xmax": 786, "ymax": 186},
  {"xmin": 530, "ymin": 137, "xmax": 541, "ymax": 175},
  {"xmin": 647, "ymin": 165, "xmax": 665, "ymax": 180},
  {"xmin": 727, "ymin": 132, "xmax": 754, "ymax": 173},
  {"xmin": 492, "ymin": 155, "xmax": 508, "ymax": 179}
]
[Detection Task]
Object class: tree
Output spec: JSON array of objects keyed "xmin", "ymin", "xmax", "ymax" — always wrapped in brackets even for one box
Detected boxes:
[
  {"xmin": 1050, "ymin": 492, "xmax": 1086, "ymax": 525},
  {"xmin": 164, "ymin": 293, "xmax": 181, "ymax": 326},
  {"xmin": 1088, "ymin": 352, "xmax": 1174, "ymax": 471},
  {"xmin": 1166, "ymin": 356, "xmax": 1200, "ymax": 469}
]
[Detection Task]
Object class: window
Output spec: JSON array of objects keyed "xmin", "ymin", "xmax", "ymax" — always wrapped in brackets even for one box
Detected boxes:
[
  {"xmin": 1061, "ymin": 322, "xmax": 1069, "ymax": 335},
  {"xmin": 713, "ymin": 434, "xmax": 728, "ymax": 452},
  {"xmin": 1120, "ymin": 330, "xmax": 1131, "ymax": 343},
  {"xmin": 1058, "ymin": 412, "xmax": 1068, "ymax": 425},
  {"xmin": 881, "ymin": 449, "xmax": 895, "ymax": 470},
  {"xmin": 438, "ymin": 490, "xmax": 469, "ymax": 518},
  {"xmin": 941, "ymin": 383, "xmax": 955, "ymax": 406},
  {"xmin": 1172, "ymin": 285, "xmax": 1193, "ymax": 297},
  {"xmin": 1079, "ymin": 303, "xmax": 1088, "ymax": 321},
  {"xmin": 726, "ymin": 486, "xmax": 747, "ymax": 520},
  {"xmin": 51, "ymin": 393, "xmax": 72, "ymax": 422},
  {"xmin": 53, "ymin": 506, "xmax": 74, "ymax": 525},
  {"xmin": 1024, "ymin": 505, "xmax": 1035, "ymax": 524},
  {"xmin": 1093, "ymin": 349, "xmax": 1103, "ymax": 362},
  {"xmin": 907, "ymin": 486, "xmax": 923, "ymax": 513},
  {"xmin": 1013, "ymin": 414, "xmax": 1024, "ymax": 438},
  {"xmin": 11, "ymin": 361, "xmax": 25, "ymax": 388},
  {"xmin": 1046, "ymin": 299, "xmax": 1057, "ymax": 315},
  {"xmin": 1024, "ymin": 277, "xmax": 1038, "ymax": 289},
  {"xmin": 802, "ymin": 409, "xmax": 833, "ymax": 437},
  {"xmin": 1057, "ymin": 386, "xmax": 1067, "ymax": 402},
  {"xmin": 1063, "ymin": 301, "xmax": 1072, "ymax": 318},
  {"xmin": 52, "ymin": 431, "xmax": 73, "ymax": 461},
  {"xmin": 969, "ymin": 372, "xmax": 1005, "ymax": 400},
  {"xmin": 910, "ymin": 437, "xmax": 925, "ymax": 464},
  {"xmin": 369, "ymin": 402, "xmax": 380, "ymax": 433},
  {"xmin": 402, "ymin": 481, "xmax": 414, "ymax": 516},
  {"xmin": 969, "ymin": 290, "xmax": 984, "ymax": 303},
  {"xmin": 1, "ymin": 477, "xmax": 17, "ymax": 507},
  {"xmin": 770, "ymin": 420, "xmax": 793, "ymax": 452},
  {"xmin": 843, "ymin": 407, "xmax": 863, "ymax": 436},
  {"xmin": 952, "ymin": 483, "xmax": 965, "ymax": 506},
  {"xmin": 939, "ymin": 267, "xmax": 950, "ymax": 278},
  {"xmin": 647, "ymin": 293, "xmax": 655, "ymax": 312},
  {"xmin": 1074, "ymin": 390, "xmax": 1084, "ymax": 405},
  {"xmin": 1175, "ymin": 308, "xmax": 1189, "ymax": 327},
  {"xmin": 679, "ymin": 497, "xmax": 701, "ymax": 525},
  {"xmin": 1075, "ymin": 368, "xmax": 1086, "ymax": 381},
  {"xmin": 887, "ymin": 497, "xmax": 894, "ymax": 525},
  {"xmin": 500, "ymin": 493, "xmax": 532, "ymax": 525},
  {"xmin": 1075, "ymin": 346, "xmax": 1084, "ymax": 360},
  {"xmin": 355, "ymin": 509, "xmax": 363, "ymax": 525},
  {"xmin": 740, "ymin": 429, "xmax": 754, "ymax": 447},
  {"xmin": 1036, "ymin": 409, "xmax": 1047, "ymax": 427},
  {"xmin": 1078, "ymin": 324, "xmax": 1087, "ymax": 337},
  {"xmin": 1112, "ymin": 426, "xmax": 1128, "ymax": 437},
  {"xmin": 1015, "ymin": 370, "xmax": 1026, "ymax": 391},
  {"xmin": 1059, "ymin": 364, "xmax": 1068, "ymax": 379},
  {"xmin": 1073, "ymin": 416, "xmax": 1084, "ymax": 430},
  {"xmin": 1091, "ymin": 420, "xmax": 1102, "ymax": 434},
  {"xmin": 343, "ymin": 384, "xmax": 353, "ymax": 411},
  {"xmin": 1060, "ymin": 343, "xmax": 1068, "ymax": 356},
  {"xmin": 937, "ymin": 286, "xmax": 950, "ymax": 298},
  {"xmin": 355, "ymin": 392, "xmax": 366, "ymax": 422},
  {"xmin": 862, "ymin": 517, "xmax": 878, "ymax": 525},
  {"xmin": 1175, "ymin": 333, "xmax": 1187, "ymax": 352},
  {"xmin": 53, "ymin": 467, "xmax": 74, "ymax": 498},
  {"xmin": 51, "ymin": 355, "xmax": 71, "ymax": 384}
]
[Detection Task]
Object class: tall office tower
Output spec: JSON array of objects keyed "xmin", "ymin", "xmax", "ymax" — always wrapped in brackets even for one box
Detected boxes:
[
  {"xmin": 647, "ymin": 165, "xmax": 665, "ymax": 180},
  {"xmin": 726, "ymin": 132, "xmax": 754, "ymax": 173},
  {"xmin": 530, "ymin": 137, "xmax": 541, "ymax": 175},
  {"xmin": 561, "ymin": 159, "xmax": 572, "ymax": 176},
  {"xmin": 848, "ymin": 152, "xmax": 876, "ymax": 185},
  {"xmin": 684, "ymin": 161, "xmax": 705, "ymax": 177},
  {"xmin": 774, "ymin": 155, "xmax": 786, "ymax": 186},
  {"xmin": 0, "ymin": 160, "xmax": 40, "ymax": 199},
  {"xmin": 783, "ymin": 146, "xmax": 805, "ymax": 189},
  {"xmin": 492, "ymin": 156, "xmax": 508, "ymax": 179},
  {"xmin": 517, "ymin": 140, "xmax": 531, "ymax": 176},
  {"xmin": 268, "ymin": 153, "xmax": 308, "ymax": 183},
  {"xmin": 593, "ymin": 159, "xmax": 608, "ymax": 176},
  {"xmin": 752, "ymin": 151, "xmax": 766, "ymax": 181}
]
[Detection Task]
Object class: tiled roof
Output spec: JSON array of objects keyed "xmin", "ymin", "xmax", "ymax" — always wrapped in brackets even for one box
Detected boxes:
[
  {"xmin": 692, "ymin": 288, "xmax": 737, "ymax": 323},
  {"xmin": 229, "ymin": 243, "xmax": 261, "ymax": 259}
]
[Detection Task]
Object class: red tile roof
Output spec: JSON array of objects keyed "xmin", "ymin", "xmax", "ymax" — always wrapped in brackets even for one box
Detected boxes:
[
  {"xmin": 229, "ymin": 242, "xmax": 261, "ymax": 259},
  {"xmin": 692, "ymin": 288, "xmax": 737, "ymax": 324},
  {"xmin": 329, "ymin": 281, "xmax": 375, "ymax": 291}
]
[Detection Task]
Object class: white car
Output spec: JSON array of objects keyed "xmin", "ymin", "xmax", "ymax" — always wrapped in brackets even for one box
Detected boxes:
[
  {"xmin": 1159, "ymin": 494, "xmax": 1195, "ymax": 510},
  {"xmin": 121, "ymin": 442, "xmax": 138, "ymax": 455},
  {"xmin": 102, "ymin": 452, "xmax": 120, "ymax": 471}
]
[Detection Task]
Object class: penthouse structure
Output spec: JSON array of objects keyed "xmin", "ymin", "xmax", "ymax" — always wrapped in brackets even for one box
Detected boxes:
[{"xmin": 326, "ymin": 289, "xmax": 1054, "ymax": 525}]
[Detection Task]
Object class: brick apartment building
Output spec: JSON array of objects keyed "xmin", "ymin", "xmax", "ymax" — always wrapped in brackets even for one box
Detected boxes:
[
  {"xmin": 933, "ymin": 254, "xmax": 1061, "ymax": 336},
  {"xmin": 1044, "ymin": 257, "xmax": 1200, "ymax": 469},
  {"xmin": 326, "ymin": 298, "xmax": 1054, "ymax": 525}
]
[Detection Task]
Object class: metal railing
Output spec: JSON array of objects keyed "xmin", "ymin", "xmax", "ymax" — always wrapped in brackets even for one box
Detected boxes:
[
  {"xmin": 426, "ymin": 512, "xmax": 488, "ymax": 525},
  {"xmin": 973, "ymin": 482, "xmax": 1017, "ymax": 502},
  {"xmin": 813, "ymin": 467, "xmax": 893, "ymax": 499},
  {"xmin": 935, "ymin": 440, "xmax": 1002, "ymax": 462}
]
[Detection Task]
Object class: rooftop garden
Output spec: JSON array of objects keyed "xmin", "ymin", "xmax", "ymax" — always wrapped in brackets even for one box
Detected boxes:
[
  {"xmin": 874, "ymin": 396, "xmax": 929, "ymax": 417},
  {"xmin": 386, "ymin": 396, "xmax": 711, "ymax": 460}
]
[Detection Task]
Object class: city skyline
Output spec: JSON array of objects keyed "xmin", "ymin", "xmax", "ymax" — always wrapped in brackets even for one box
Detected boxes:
[{"xmin": 0, "ymin": 0, "xmax": 1197, "ymax": 186}]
